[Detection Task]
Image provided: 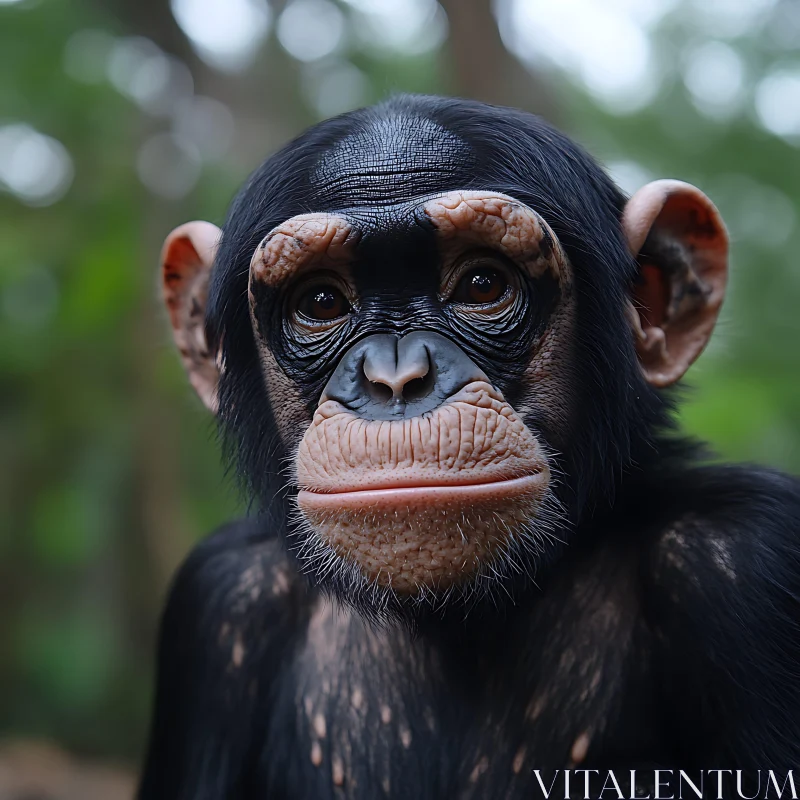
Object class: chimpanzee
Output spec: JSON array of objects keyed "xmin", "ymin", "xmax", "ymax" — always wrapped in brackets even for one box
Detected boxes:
[{"xmin": 139, "ymin": 95, "xmax": 800, "ymax": 799}]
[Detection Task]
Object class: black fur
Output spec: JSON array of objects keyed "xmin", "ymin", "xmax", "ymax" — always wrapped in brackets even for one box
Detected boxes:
[{"xmin": 139, "ymin": 96, "xmax": 800, "ymax": 798}]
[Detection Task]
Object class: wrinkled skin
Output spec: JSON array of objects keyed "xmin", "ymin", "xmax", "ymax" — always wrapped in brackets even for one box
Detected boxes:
[{"xmin": 297, "ymin": 381, "xmax": 550, "ymax": 591}]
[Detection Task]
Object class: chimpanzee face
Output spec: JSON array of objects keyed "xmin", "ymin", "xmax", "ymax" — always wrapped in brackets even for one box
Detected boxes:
[
  {"xmin": 160, "ymin": 101, "xmax": 728, "ymax": 612},
  {"xmin": 242, "ymin": 191, "xmax": 573, "ymax": 598}
]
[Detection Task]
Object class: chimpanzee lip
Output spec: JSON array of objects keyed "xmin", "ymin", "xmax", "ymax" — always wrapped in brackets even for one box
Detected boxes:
[{"xmin": 297, "ymin": 471, "xmax": 548, "ymax": 509}]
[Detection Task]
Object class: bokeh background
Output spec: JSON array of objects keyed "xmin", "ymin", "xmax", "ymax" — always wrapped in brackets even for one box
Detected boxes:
[{"xmin": 1, "ymin": 0, "xmax": 799, "ymax": 792}]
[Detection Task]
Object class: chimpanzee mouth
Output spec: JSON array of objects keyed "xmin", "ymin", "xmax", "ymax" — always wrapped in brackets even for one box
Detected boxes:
[
  {"xmin": 296, "ymin": 471, "xmax": 548, "ymax": 511},
  {"xmin": 291, "ymin": 379, "xmax": 555, "ymax": 596}
]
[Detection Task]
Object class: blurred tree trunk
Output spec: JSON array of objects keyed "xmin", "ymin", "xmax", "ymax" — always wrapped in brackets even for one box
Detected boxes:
[{"xmin": 439, "ymin": 0, "xmax": 557, "ymax": 121}]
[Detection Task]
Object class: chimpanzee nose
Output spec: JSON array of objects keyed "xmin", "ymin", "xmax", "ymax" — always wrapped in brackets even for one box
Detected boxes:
[
  {"xmin": 362, "ymin": 335, "xmax": 432, "ymax": 402},
  {"xmin": 320, "ymin": 331, "xmax": 488, "ymax": 420}
]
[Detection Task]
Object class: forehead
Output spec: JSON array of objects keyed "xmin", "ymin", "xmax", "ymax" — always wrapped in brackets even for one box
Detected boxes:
[{"xmin": 309, "ymin": 112, "xmax": 476, "ymax": 210}]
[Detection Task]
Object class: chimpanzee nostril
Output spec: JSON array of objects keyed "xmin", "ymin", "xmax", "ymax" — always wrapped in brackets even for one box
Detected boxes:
[
  {"xmin": 403, "ymin": 372, "xmax": 435, "ymax": 403},
  {"xmin": 320, "ymin": 331, "xmax": 489, "ymax": 420},
  {"xmin": 366, "ymin": 380, "xmax": 394, "ymax": 405}
]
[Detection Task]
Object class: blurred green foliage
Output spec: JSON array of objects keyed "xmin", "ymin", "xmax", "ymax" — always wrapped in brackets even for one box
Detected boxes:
[{"xmin": 0, "ymin": 0, "xmax": 797, "ymax": 766}]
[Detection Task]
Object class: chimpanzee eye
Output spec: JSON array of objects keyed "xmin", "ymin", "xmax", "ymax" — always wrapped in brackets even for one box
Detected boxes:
[
  {"xmin": 297, "ymin": 285, "xmax": 351, "ymax": 322},
  {"xmin": 452, "ymin": 267, "xmax": 509, "ymax": 306}
]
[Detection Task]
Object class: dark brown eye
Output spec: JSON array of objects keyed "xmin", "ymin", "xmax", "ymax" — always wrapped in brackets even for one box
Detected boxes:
[
  {"xmin": 297, "ymin": 286, "xmax": 350, "ymax": 322},
  {"xmin": 453, "ymin": 267, "xmax": 508, "ymax": 305}
]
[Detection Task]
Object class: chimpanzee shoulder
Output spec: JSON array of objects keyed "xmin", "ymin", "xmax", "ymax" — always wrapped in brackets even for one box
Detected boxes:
[
  {"xmin": 138, "ymin": 517, "xmax": 312, "ymax": 799},
  {"xmin": 641, "ymin": 464, "xmax": 800, "ymax": 764}
]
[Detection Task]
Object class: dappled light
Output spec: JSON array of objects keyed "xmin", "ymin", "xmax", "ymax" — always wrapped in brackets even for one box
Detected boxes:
[
  {"xmin": 683, "ymin": 41, "xmax": 746, "ymax": 120},
  {"xmin": 107, "ymin": 37, "xmax": 194, "ymax": 116},
  {"xmin": 755, "ymin": 67, "xmax": 800, "ymax": 140},
  {"xmin": 344, "ymin": 0, "xmax": 448, "ymax": 57},
  {"xmin": 497, "ymin": 0, "xmax": 674, "ymax": 113},
  {"xmin": 171, "ymin": 0, "xmax": 272, "ymax": 72},
  {"xmin": 277, "ymin": 0, "xmax": 346, "ymax": 63},
  {"xmin": 0, "ymin": 124, "xmax": 73, "ymax": 206},
  {"xmin": 301, "ymin": 58, "xmax": 371, "ymax": 117}
]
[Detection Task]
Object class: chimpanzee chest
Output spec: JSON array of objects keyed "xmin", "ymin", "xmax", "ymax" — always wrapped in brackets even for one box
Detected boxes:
[{"xmin": 257, "ymin": 587, "xmax": 661, "ymax": 799}]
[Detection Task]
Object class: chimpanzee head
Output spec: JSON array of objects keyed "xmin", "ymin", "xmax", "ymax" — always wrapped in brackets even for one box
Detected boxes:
[{"xmin": 160, "ymin": 96, "xmax": 727, "ymax": 616}]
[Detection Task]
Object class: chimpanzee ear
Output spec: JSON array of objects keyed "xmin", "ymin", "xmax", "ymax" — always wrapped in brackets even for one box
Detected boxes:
[
  {"xmin": 161, "ymin": 221, "xmax": 222, "ymax": 413},
  {"xmin": 621, "ymin": 179, "xmax": 728, "ymax": 388}
]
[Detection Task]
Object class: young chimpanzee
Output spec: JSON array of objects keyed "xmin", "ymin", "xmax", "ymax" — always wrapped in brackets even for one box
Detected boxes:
[{"xmin": 140, "ymin": 95, "xmax": 800, "ymax": 799}]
